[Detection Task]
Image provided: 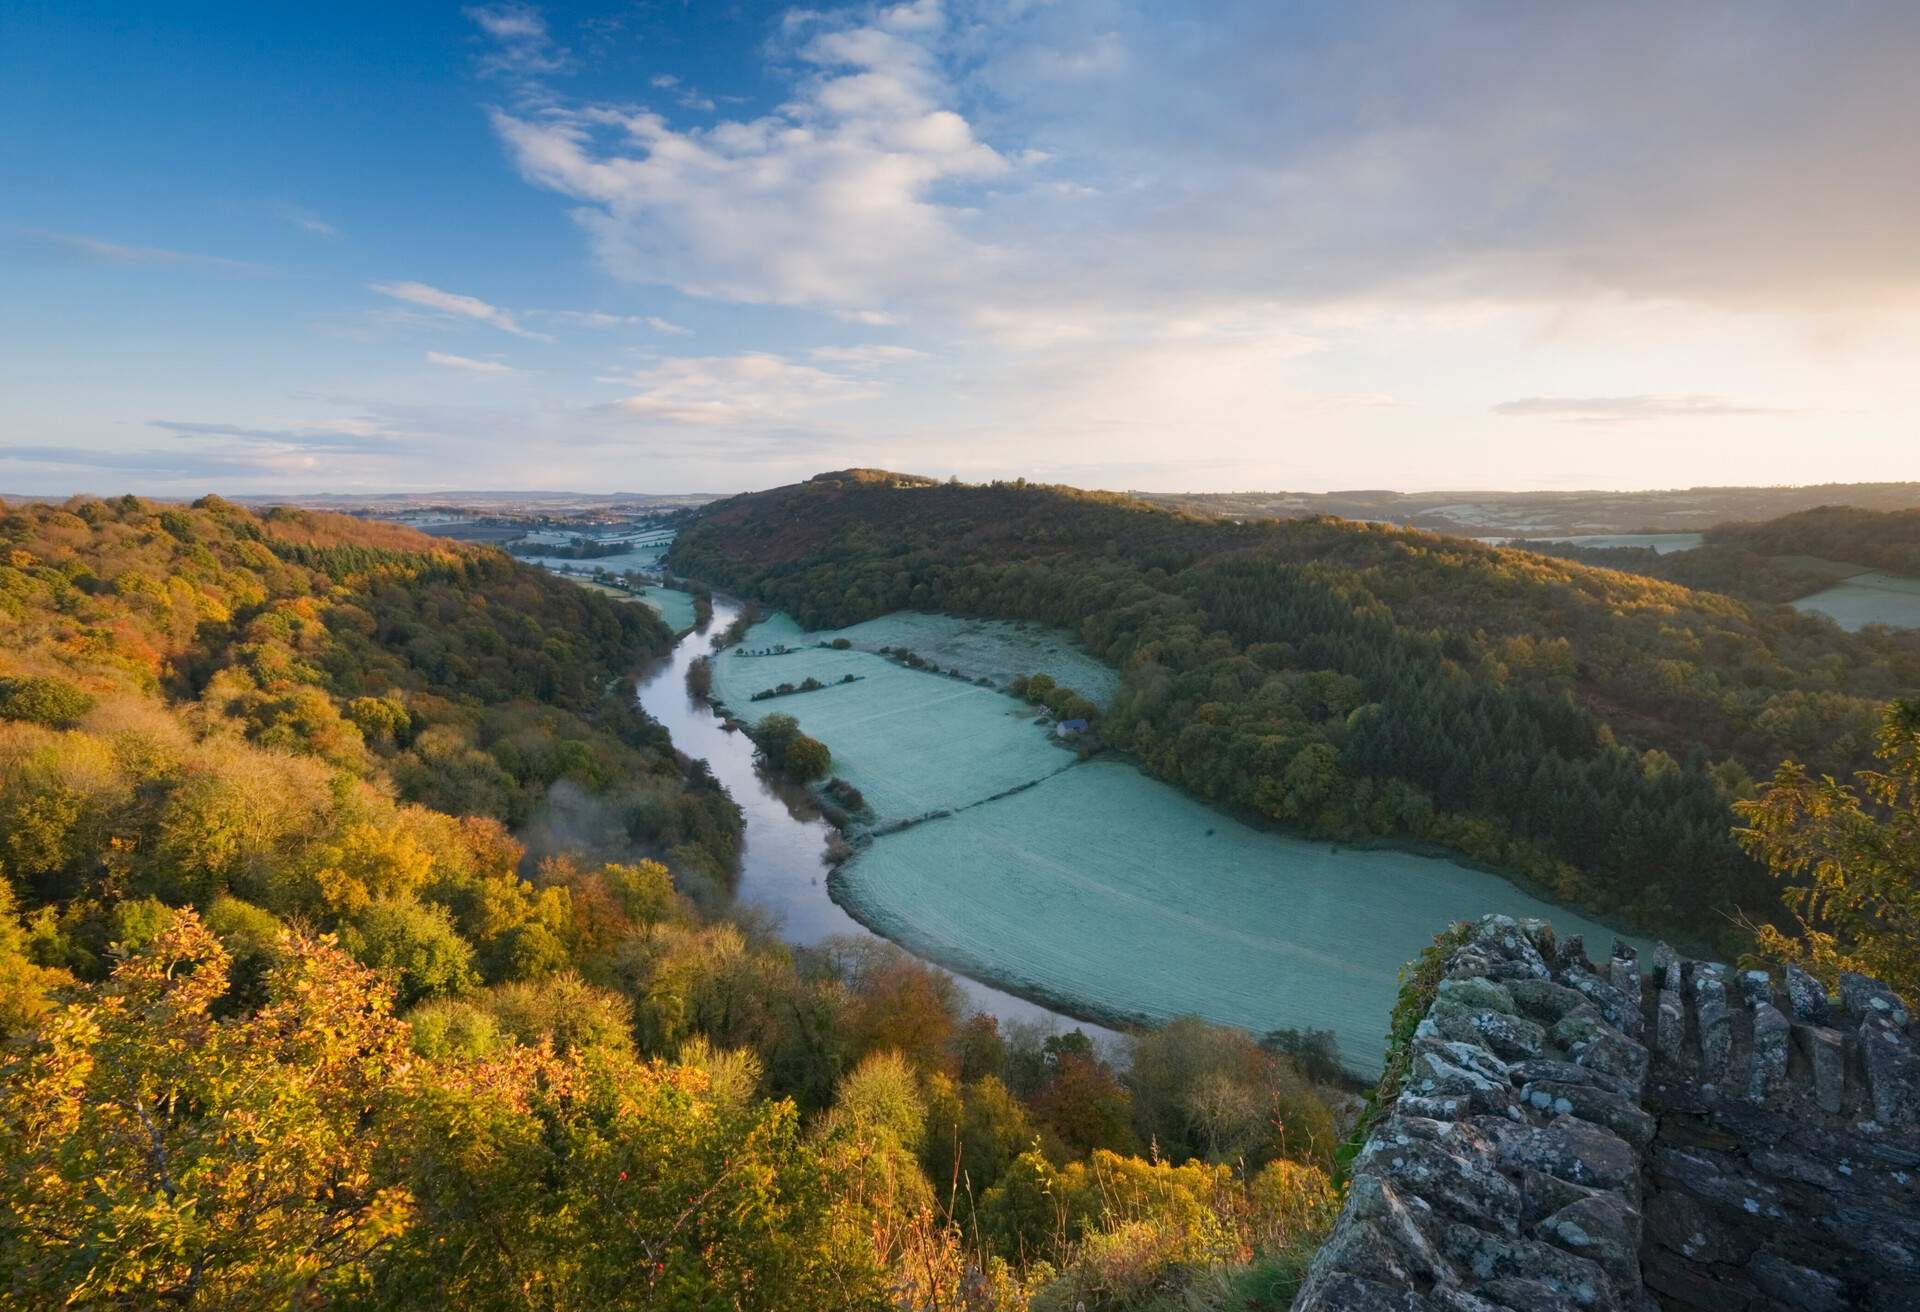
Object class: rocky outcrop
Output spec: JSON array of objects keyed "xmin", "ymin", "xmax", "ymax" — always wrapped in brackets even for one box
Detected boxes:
[
  {"xmin": 1292, "ymin": 917, "xmax": 1919, "ymax": 1312},
  {"xmin": 1641, "ymin": 956, "xmax": 1919, "ymax": 1310}
]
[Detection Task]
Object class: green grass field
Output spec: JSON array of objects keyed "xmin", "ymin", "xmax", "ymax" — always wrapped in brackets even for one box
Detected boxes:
[
  {"xmin": 1792, "ymin": 571, "xmax": 1920, "ymax": 630},
  {"xmin": 839, "ymin": 759, "xmax": 1653, "ymax": 1075}
]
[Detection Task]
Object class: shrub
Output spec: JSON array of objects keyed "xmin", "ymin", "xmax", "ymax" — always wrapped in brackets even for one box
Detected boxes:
[
  {"xmin": 0, "ymin": 675, "xmax": 95, "ymax": 727},
  {"xmin": 784, "ymin": 734, "xmax": 831, "ymax": 782}
]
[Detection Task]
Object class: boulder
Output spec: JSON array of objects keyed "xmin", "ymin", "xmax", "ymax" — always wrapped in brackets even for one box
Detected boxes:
[
  {"xmin": 1782, "ymin": 963, "xmax": 1830, "ymax": 1025},
  {"xmin": 1745, "ymin": 1002, "xmax": 1790, "ymax": 1103},
  {"xmin": 1535, "ymin": 1193, "xmax": 1642, "ymax": 1291}
]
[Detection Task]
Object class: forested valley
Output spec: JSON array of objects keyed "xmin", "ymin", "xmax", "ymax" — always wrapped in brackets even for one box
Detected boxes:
[
  {"xmin": 670, "ymin": 471, "xmax": 1920, "ymax": 946},
  {"xmin": 0, "ymin": 495, "xmax": 1349, "ymax": 1309}
]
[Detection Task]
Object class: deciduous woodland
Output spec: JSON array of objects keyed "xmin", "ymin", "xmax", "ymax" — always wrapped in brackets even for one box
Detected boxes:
[
  {"xmin": 0, "ymin": 495, "xmax": 1351, "ymax": 1309},
  {"xmin": 670, "ymin": 471, "xmax": 1920, "ymax": 945}
]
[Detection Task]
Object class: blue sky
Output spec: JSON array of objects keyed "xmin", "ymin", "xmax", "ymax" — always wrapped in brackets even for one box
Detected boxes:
[{"xmin": 5, "ymin": 1, "xmax": 1920, "ymax": 496}]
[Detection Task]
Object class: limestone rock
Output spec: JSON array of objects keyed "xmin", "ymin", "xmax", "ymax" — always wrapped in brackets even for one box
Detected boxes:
[
  {"xmin": 1654, "ymin": 988, "xmax": 1684, "ymax": 1059},
  {"xmin": 1783, "ymin": 962, "xmax": 1830, "ymax": 1025},
  {"xmin": 1484, "ymin": 1117, "xmax": 1638, "ymax": 1191},
  {"xmin": 1745, "ymin": 1002, "xmax": 1789, "ymax": 1104},
  {"xmin": 1439, "ymin": 976, "xmax": 1518, "ymax": 1015},
  {"xmin": 1839, "ymin": 972, "xmax": 1910, "ymax": 1027},
  {"xmin": 1858, "ymin": 1014, "xmax": 1914, "ymax": 1127},
  {"xmin": 1510, "ymin": 979, "xmax": 1593, "ymax": 1024},
  {"xmin": 1652, "ymin": 942, "xmax": 1682, "ymax": 994},
  {"xmin": 1429, "ymin": 999, "xmax": 1547, "ymax": 1061},
  {"xmin": 1535, "ymin": 1193, "xmax": 1642, "ymax": 1291},
  {"xmin": 1692, "ymin": 966, "xmax": 1732, "ymax": 1078},
  {"xmin": 1606, "ymin": 942, "xmax": 1641, "ymax": 1012},
  {"xmin": 1748, "ymin": 1249, "xmax": 1849, "ymax": 1312},
  {"xmin": 1520, "ymin": 1080, "xmax": 1655, "ymax": 1149},
  {"xmin": 1438, "ymin": 1224, "xmax": 1618, "ymax": 1311},
  {"xmin": 1793, "ymin": 1023, "xmax": 1846, "ymax": 1114},
  {"xmin": 1294, "ymin": 1269, "xmax": 1436, "ymax": 1312}
]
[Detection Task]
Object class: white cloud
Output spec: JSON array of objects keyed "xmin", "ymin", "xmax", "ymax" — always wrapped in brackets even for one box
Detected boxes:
[
  {"xmin": 427, "ymin": 350, "xmax": 524, "ymax": 375},
  {"xmin": 464, "ymin": 3, "xmax": 566, "ymax": 77},
  {"xmin": 487, "ymin": 1, "xmax": 1006, "ymax": 310},
  {"xmin": 370, "ymin": 281, "xmax": 550, "ymax": 339},
  {"xmin": 835, "ymin": 308, "xmax": 902, "ymax": 326},
  {"xmin": 645, "ymin": 316, "xmax": 691, "ymax": 335},
  {"xmin": 810, "ymin": 344, "xmax": 928, "ymax": 368},
  {"xmin": 606, "ymin": 352, "xmax": 881, "ymax": 426}
]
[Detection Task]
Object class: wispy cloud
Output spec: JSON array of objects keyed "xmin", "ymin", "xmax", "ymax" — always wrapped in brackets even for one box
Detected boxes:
[
  {"xmin": 464, "ymin": 3, "xmax": 566, "ymax": 77},
  {"xmin": 21, "ymin": 228, "xmax": 259, "ymax": 271},
  {"xmin": 834, "ymin": 309, "xmax": 903, "ymax": 327},
  {"xmin": 605, "ymin": 352, "xmax": 879, "ymax": 426},
  {"xmin": 282, "ymin": 207, "xmax": 340, "ymax": 238},
  {"xmin": 148, "ymin": 418, "xmax": 405, "ymax": 453},
  {"xmin": 534, "ymin": 309, "xmax": 690, "ymax": 334},
  {"xmin": 370, "ymin": 281, "xmax": 550, "ymax": 339},
  {"xmin": 810, "ymin": 344, "xmax": 928, "ymax": 369},
  {"xmin": 426, "ymin": 350, "xmax": 523, "ymax": 375},
  {"xmin": 1491, "ymin": 395, "xmax": 1794, "ymax": 423}
]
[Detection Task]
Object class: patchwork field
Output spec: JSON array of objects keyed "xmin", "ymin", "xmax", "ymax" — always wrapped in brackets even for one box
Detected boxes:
[
  {"xmin": 837, "ymin": 759, "xmax": 1652, "ymax": 1075},
  {"xmin": 537, "ymin": 566, "xmax": 699, "ymax": 632},
  {"xmin": 710, "ymin": 628, "xmax": 1069, "ymax": 824},
  {"xmin": 715, "ymin": 611, "xmax": 1649, "ymax": 1074},
  {"xmin": 1791, "ymin": 571, "xmax": 1920, "ymax": 630}
]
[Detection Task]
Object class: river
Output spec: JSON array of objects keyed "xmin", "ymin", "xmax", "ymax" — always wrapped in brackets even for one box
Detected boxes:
[{"xmin": 633, "ymin": 594, "xmax": 1114, "ymax": 1039}]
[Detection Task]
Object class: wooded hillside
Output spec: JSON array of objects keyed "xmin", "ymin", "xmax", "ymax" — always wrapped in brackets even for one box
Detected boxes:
[{"xmin": 671, "ymin": 472, "xmax": 1920, "ymax": 942}]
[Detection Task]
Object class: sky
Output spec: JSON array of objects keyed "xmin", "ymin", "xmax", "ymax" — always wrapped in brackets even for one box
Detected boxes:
[{"xmin": 4, "ymin": 0, "xmax": 1920, "ymax": 497}]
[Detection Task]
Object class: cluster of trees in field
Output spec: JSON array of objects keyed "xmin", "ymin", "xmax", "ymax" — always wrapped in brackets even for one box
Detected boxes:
[
  {"xmin": 747, "ymin": 711, "xmax": 834, "ymax": 781},
  {"xmin": 0, "ymin": 495, "xmax": 1342, "ymax": 1309},
  {"xmin": 1012, "ymin": 672, "xmax": 1102, "ymax": 724},
  {"xmin": 669, "ymin": 473, "xmax": 1920, "ymax": 944}
]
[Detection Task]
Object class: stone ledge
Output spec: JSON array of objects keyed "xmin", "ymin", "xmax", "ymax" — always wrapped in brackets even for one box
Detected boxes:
[{"xmin": 1292, "ymin": 917, "xmax": 1919, "ymax": 1312}]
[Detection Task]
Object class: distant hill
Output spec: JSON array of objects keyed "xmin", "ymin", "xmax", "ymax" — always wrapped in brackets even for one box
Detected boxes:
[
  {"xmin": 671, "ymin": 471, "xmax": 1920, "ymax": 945},
  {"xmin": 1131, "ymin": 482, "xmax": 1920, "ymax": 537}
]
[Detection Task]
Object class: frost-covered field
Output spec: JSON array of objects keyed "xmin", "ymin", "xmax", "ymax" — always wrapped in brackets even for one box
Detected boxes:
[
  {"xmin": 1480, "ymin": 532, "xmax": 1705, "ymax": 554},
  {"xmin": 531, "ymin": 559, "xmax": 697, "ymax": 631},
  {"xmin": 519, "ymin": 544, "xmax": 671, "ymax": 573},
  {"xmin": 1792, "ymin": 572, "xmax": 1920, "ymax": 631},
  {"xmin": 633, "ymin": 586, "xmax": 698, "ymax": 633},
  {"xmin": 710, "ymin": 629, "xmax": 1068, "ymax": 824},
  {"xmin": 712, "ymin": 611, "xmax": 1648, "ymax": 1074},
  {"xmin": 838, "ymin": 760, "xmax": 1652, "ymax": 1074},
  {"xmin": 825, "ymin": 613, "xmax": 1119, "ymax": 704}
]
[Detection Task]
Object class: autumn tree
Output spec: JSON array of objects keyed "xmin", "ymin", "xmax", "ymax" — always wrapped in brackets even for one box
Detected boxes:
[
  {"xmin": 0, "ymin": 916, "xmax": 414, "ymax": 1307},
  {"xmin": 1735, "ymin": 698, "xmax": 1920, "ymax": 996}
]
